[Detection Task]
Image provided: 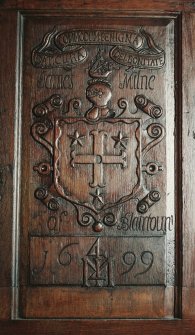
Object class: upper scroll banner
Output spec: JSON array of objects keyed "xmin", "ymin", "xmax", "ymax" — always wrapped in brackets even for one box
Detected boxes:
[{"xmin": 31, "ymin": 28, "xmax": 165, "ymax": 71}]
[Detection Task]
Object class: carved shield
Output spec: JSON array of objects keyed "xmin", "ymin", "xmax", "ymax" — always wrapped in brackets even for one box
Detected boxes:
[{"xmin": 54, "ymin": 118, "xmax": 141, "ymax": 213}]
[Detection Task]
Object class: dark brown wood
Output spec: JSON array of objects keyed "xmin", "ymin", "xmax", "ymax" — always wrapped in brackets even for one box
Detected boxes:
[
  {"xmin": 0, "ymin": 0, "xmax": 188, "ymax": 11},
  {"xmin": 17, "ymin": 11, "xmax": 176, "ymax": 320},
  {"xmin": 0, "ymin": 1, "xmax": 195, "ymax": 334},
  {"xmin": 0, "ymin": 10, "xmax": 18, "ymax": 320},
  {"xmin": 1, "ymin": 320, "xmax": 195, "ymax": 335},
  {"xmin": 20, "ymin": 287, "xmax": 174, "ymax": 318}
]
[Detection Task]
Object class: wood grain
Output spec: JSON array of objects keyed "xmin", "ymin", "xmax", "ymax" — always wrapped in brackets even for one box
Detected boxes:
[
  {"xmin": 0, "ymin": 0, "xmax": 188, "ymax": 11},
  {"xmin": 18, "ymin": 12, "xmax": 175, "ymax": 319},
  {"xmin": 182, "ymin": 12, "xmax": 195, "ymax": 318},
  {"xmin": 1, "ymin": 320, "xmax": 195, "ymax": 335},
  {"xmin": 0, "ymin": 11, "xmax": 17, "ymax": 319},
  {"xmin": 20, "ymin": 286, "xmax": 174, "ymax": 319},
  {"xmin": 0, "ymin": 0, "xmax": 195, "ymax": 334}
]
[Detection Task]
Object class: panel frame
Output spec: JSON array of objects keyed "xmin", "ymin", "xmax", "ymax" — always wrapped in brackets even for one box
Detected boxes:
[{"xmin": 0, "ymin": 1, "xmax": 194, "ymax": 334}]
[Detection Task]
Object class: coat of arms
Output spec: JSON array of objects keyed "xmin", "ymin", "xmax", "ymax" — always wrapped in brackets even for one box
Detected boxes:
[{"xmin": 31, "ymin": 28, "xmax": 165, "ymax": 232}]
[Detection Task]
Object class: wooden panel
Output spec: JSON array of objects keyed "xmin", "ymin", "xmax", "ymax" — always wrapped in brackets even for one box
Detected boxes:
[
  {"xmin": 21, "ymin": 286, "xmax": 174, "ymax": 319},
  {"xmin": 18, "ymin": 12, "xmax": 177, "ymax": 319},
  {"xmin": 2, "ymin": 2, "xmax": 195, "ymax": 335},
  {"xmin": 0, "ymin": 11, "xmax": 18, "ymax": 319},
  {"xmin": 182, "ymin": 12, "xmax": 195, "ymax": 318},
  {"xmin": 30, "ymin": 236, "xmax": 165, "ymax": 286},
  {"xmin": 0, "ymin": 1, "xmax": 187, "ymax": 11},
  {"xmin": 1, "ymin": 319, "xmax": 195, "ymax": 335}
]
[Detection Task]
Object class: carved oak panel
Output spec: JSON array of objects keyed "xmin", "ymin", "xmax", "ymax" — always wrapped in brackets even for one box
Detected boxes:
[
  {"xmin": 20, "ymin": 13, "xmax": 176, "ymax": 318},
  {"xmin": 30, "ymin": 236, "xmax": 165, "ymax": 286}
]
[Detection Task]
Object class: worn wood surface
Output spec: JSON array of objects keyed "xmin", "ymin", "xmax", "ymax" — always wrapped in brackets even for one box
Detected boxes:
[
  {"xmin": 0, "ymin": 0, "xmax": 191, "ymax": 11},
  {"xmin": 20, "ymin": 287, "xmax": 174, "ymax": 319},
  {"xmin": 1, "ymin": 320, "xmax": 195, "ymax": 335},
  {"xmin": 182, "ymin": 12, "xmax": 195, "ymax": 318},
  {"xmin": 0, "ymin": 0, "xmax": 195, "ymax": 334},
  {"xmin": 0, "ymin": 11, "xmax": 17, "ymax": 320},
  {"xmin": 18, "ymin": 11, "xmax": 176, "ymax": 319}
]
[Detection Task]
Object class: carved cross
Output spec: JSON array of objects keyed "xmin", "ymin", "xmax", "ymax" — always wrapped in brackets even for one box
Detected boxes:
[{"xmin": 71, "ymin": 129, "xmax": 127, "ymax": 188}]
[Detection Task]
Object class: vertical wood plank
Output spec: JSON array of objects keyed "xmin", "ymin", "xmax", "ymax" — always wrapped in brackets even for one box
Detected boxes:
[
  {"xmin": 182, "ymin": 12, "xmax": 195, "ymax": 318},
  {"xmin": 0, "ymin": 11, "xmax": 18, "ymax": 319}
]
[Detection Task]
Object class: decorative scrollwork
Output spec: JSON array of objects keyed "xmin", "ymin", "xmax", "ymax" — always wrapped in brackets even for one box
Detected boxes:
[
  {"xmin": 34, "ymin": 187, "xmax": 48, "ymax": 200},
  {"xmin": 34, "ymin": 187, "xmax": 60, "ymax": 212},
  {"xmin": 33, "ymin": 103, "xmax": 49, "ymax": 117},
  {"xmin": 48, "ymin": 198, "xmax": 60, "ymax": 211},
  {"xmin": 137, "ymin": 201, "xmax": 149, "ymax": 214},
  {"xmin": 103, "ymin": 212, "xmax": 116, "ymax": 226},
  {"xmin": 149, "ymin": 105, "xmax": 163, "ymax": 119},
  {"xmin": 117, "ymin": 98, "xmax": 128, "ymax": 117},
  {"xmin": 68, "ymin": 98, "xmax": 82, "ymax": 116},
  {"xmin": 149, "ymin": 190, "xmax": 161, "ymax": 202},
  {"xmin": 34, "ymin": 119, "xmax": 52, "ymax": 135},
  {"xmin": 134, "ymin": 94, "xmax": 148, "ymax": 108},
  {"xmin": 137, "ymin": 190, "xmax": 161, "ymax": 214},
  {"xmin": 147, "ymin": 123, "xmax": 163, "ymax": 138},
  {"xmin": 81, "ymin": 212, "xmax": 96, "ymax": 226},
  {"xmin": 33, "ymin": 94, "xmax": 64, "ymax": 118},
  {"xmin": 50, "ymin": 94, "xmax": 64, "ymax": 108},
  {"xmin": 134, "ymin": 94, "xmax": 163, "ymax": 118},
  {"xmin": 76, "ymin": 206, "xmax": 117, "ymax": 232},
  {"xmin": 31, "ymin": 119, "xmax": 53, "ymax": 155},
  {"xmin": 142, "ymin": 123, "xmax": 165, "ymax": 157}
]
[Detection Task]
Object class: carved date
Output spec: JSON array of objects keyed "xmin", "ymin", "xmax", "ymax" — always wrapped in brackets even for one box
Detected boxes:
[
  {"xmin": 122, "ymin": 250, "xmax": 154, "ymax": 277},
  {"xmin": 30, "ymin": 237, "xmax": 165, "ymax": 286}
]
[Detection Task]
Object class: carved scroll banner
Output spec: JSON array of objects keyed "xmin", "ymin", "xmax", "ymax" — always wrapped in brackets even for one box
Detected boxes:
[
  {"xmin": 32, "ymin": 28, "xmax": 165, "ymax": 70},
  {"xmin": 20, "ymin": 14, "xmax": 176, "ymax": 319}
]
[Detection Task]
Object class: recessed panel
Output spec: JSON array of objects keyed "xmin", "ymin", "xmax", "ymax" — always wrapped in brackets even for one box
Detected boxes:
[{"xmin": 20, "ymin": 13, "xmax": 176, "ymax": 318}]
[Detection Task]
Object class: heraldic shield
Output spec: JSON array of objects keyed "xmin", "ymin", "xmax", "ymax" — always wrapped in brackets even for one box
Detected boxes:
[
  {"xmin": 54, "ymin": 118, "xmax": 141, "ymax": 214},
  {"xmin": 31, "ymin": 28, "xmax": 165, "ymax": 232}
]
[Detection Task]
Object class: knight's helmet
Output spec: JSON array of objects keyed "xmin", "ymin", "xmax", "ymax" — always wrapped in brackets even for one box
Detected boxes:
[{"xmin": 86, "ymin": 50, "xmax": 113, "ymax": 121}]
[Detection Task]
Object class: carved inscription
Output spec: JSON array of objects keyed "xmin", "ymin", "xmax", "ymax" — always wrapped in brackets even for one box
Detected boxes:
[
  {"xmin": 27, "ymin": 19, "xmax": 177, "ymax": 298},
  {"xmin": 37, "ymin": 71, "xmax": 73, "ymax": 89},
  {"xmin": 119, "ymin": 70, "xmax": 156, "ymax": 90},
  {"xmin": 30, "ymin": 237, "xmax": 165, "ymax": 286},
  {"xmin": 31, "ymin": 28, "xmax": 166, "ymax": 232},
  {"xmin": 32, "ymin": 28, "xmax": 165, "ymax": 70},
  {"xmin": 82, "ymin": 238, "xmax": 114, "ymax": 287}
]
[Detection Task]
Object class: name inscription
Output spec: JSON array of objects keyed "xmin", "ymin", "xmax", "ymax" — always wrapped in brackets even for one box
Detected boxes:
[
  {"xmin": 37, "ymin": 71, "xmax": 73, "ymax": 89},
  {"xmin": 117, "ymin": 213, "xmax": 174, "ymax": 232},
  {"xmin": 119, "ymin": 70, "xmax": 156, "ymax": 90}
]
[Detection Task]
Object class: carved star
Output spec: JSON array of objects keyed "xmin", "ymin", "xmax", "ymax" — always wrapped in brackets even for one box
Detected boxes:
[
  {"xmin": 69, "ymin": 130, "xmax": 85, "ymax": 147},
  {"xmin": 90, "ymin": 188, "xmax": 104, "ymax": 204},
  {"xmin": 112, "ymin": 131, "xmax": 128, "ymax": 149}
]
